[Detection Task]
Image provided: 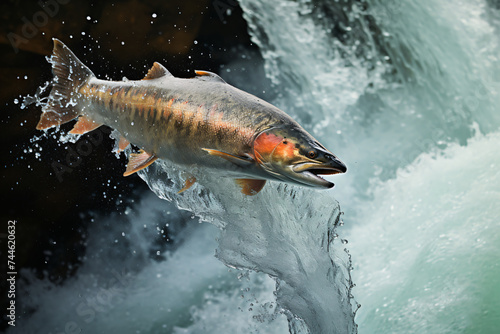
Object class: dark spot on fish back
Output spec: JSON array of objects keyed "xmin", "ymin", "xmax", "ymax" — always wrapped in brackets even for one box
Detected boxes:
[
  {"xmin": 173, "ymin": 109, "xmax": 183, "ymax": 130},
  {"xmin": 164, "ymin": 107, "xmax": 173, "ymax": 125},
  {"xmin": 183, "ymin": 119, "xmax": 192, "ymax": 137},
  {"xmin": 215, "ymin": 127, "xmax": 226, "ymax": 143}
]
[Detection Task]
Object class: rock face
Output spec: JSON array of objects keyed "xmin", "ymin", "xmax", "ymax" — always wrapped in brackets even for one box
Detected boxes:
[
  {"xmin": 0, "ymin": 0, "xmax": 208, "ymax": 58},
  {"xmin": 92, "ymin": 0, "xmax": 208, "ymax": 61}
]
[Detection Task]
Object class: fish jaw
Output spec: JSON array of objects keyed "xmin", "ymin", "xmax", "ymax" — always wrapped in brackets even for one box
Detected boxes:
[{"xmin": 288, "ymin": 156, "xmax": 347, "ymax": 188}]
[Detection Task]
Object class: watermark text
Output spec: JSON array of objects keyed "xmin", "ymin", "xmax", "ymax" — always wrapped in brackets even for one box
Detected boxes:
[{"xmin": 6, "ymin": 220, "xmax": 17, "ymax": 327}]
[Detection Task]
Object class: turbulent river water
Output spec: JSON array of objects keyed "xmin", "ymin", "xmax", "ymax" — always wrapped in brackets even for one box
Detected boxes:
[{"xmin": 13, "ymin": 0, "xmax": 500, "ymax": 333}]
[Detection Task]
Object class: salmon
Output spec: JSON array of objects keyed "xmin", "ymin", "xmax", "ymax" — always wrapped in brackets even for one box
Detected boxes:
[{"xmin": 37, "ymin": 39, "xmax": 346, "ymax": 195}]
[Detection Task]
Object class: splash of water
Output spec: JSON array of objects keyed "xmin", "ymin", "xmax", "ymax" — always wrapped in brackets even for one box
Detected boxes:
[{"xmin": 137, "ymin": 161, "xmax": 357, "ymax": 334}]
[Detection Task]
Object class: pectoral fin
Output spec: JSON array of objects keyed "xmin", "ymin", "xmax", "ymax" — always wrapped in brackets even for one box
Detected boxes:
[
  {"xmin": 202, "ymin": 148, "xmax": 254, "ymax": 167},
  {"xmin": 235, "ymin": 179, "xmax": 266, "ymax": 196},
  {"xmin": 178, "ymin": 176, "xmax": 197, "ymax": 194},
  {"xmin": 68, "ymin": 116, "xmax": 103, "ymax": 135},
  {"xmin": 123, "ymin": 149, "xmax": 158, "ymax": 176}
]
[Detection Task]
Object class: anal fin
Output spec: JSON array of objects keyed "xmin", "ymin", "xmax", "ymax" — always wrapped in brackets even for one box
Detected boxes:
[
  {"xmin": 177, "ymin": 176, "xmax": 197, "ymax": 194},
  {"xmin": 235, "ymin": 179, "xmax": 266, "ymax": 196},
  {"xmin": 37, "ymin": 110, "xmax": 77, "ymax": 130},
  {"xmin": 123, "ymin": 149, "xmax": 158, "ymax": 176},
  {"xmin": 114, "ymin": 136, "xmax": 130, "ymax": 153},
  {"xmin": 68, "ymin": 116, "xmax": 103, "ymax": 135}
]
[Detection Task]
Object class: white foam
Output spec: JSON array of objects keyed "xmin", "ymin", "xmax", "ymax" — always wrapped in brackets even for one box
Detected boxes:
[{"xmin": 349, "ymin": 130, "xmax": 500, "ymax": 333}]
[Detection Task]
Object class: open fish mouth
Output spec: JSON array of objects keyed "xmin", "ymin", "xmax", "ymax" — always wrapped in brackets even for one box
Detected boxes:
[
  {"xmin": 290, "ymin": 162, "xmax": 346, "ymax": 188},
  {"xmin": 300, "ymin": 168, "xmax": 341, "ymax": 188},
  {"xmin": 306, "ymin": 167, "xmax": 345, "ymax": 176}
]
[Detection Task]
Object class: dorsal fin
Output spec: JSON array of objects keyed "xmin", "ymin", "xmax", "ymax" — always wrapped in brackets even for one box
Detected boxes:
[
  {"xmin": 195, "ymin": 70, "xmax": 226, "ymax": 83},
  {"xmin": 143, "ymin": 62, "xmax": 172, "ymax": 80}
]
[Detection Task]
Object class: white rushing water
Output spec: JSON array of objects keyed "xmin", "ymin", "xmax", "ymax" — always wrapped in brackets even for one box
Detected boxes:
[
  {"xmin": 236, "ymin": 0, "xmax": 500, "ymax": 332},
  {"xmin": 13, "ymin": 0, "xmax": 500, "ymax": 333},
  {"xmin": 238, "ymin": 0, "xmax": 500, "ymax": 332},
  {"xmin": 135, "ymin": 161, "xmax": 357, "ymax": 334}
]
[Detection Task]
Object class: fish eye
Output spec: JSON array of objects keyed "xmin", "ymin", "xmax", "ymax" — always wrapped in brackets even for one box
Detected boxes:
[{"xmin": 308, "ymin": 150, "xmax": 317, "ymax": 159}]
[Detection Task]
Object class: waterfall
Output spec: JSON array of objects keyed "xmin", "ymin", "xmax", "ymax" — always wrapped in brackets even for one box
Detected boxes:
[{"xmin": 13, "ymin": 0, "xmax": 500, "ymax": 333}]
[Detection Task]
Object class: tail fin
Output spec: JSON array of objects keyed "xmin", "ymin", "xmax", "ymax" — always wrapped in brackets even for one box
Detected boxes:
[{"xmin": 37, "ymin": 38, "xmax": 95, "ymax": 130}]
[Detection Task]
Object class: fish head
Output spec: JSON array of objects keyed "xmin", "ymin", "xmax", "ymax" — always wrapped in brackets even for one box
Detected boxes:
[{"xmin": 252, "ymin": 127, "xmax": 346, "ymax": 188}]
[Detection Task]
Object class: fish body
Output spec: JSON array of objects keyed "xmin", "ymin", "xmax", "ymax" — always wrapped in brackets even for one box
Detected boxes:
[
  {"xmin": 77, "ymin": 73, "xmax": 294, "ymax": 172},
  {"xmin": 37, "ymin": 39, "xmax": 346, "ymax": 195}
]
